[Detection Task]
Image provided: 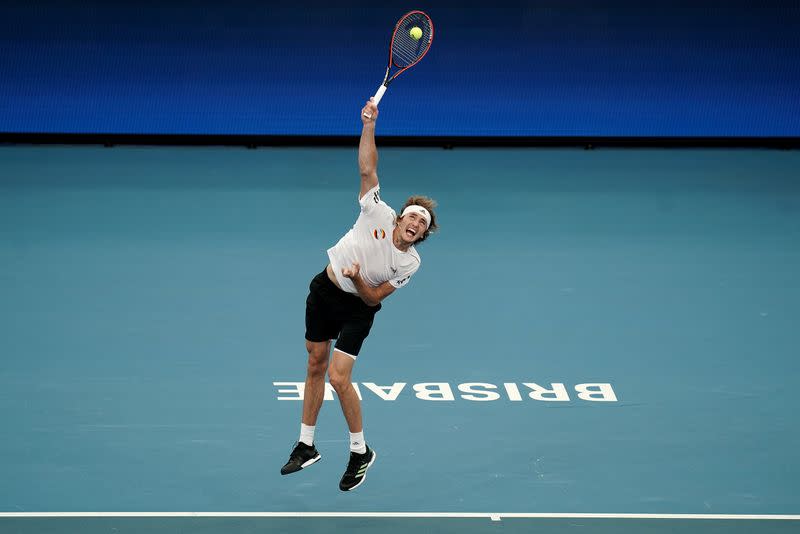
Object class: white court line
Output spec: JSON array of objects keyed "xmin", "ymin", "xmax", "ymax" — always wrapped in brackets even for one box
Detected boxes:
[{"xmin": 0, "ymin": 512, "xmax": 799, "ymax": 521}]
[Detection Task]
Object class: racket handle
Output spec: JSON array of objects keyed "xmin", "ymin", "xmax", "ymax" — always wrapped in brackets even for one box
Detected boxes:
[
  {"xmin": 363, "ymin": 84, "xmax": 387, "ymax": 119},
  {"xmin": 372, "ymin": 84, "xmax": 387, "ymax": 106}
]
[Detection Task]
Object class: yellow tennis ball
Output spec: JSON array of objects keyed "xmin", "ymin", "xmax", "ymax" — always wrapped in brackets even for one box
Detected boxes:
[{"xmin": 409, "ymin": 26, "xmax": 422, "ymax": 40}]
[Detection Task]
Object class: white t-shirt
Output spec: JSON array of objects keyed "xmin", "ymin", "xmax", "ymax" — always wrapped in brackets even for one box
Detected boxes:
[{"xmin": 327, "ymin": 184, "xmax": 421, "ymax": 294}]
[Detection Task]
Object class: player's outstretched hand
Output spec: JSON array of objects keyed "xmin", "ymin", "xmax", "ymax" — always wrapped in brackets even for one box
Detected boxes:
[
  {"xmin": 342, "ymin": 262, "xmax": 361, "ymax": 279},
  {"xmin": 361, "ymin": 99, "xmax": 378, "ymax": 124}
]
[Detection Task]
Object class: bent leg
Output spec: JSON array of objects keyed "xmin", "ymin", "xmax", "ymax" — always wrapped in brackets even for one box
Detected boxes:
[
  {"xmin": 327, "ymin": 350, "xmax": 362, "ymax": 433},
  {"xmin": 302, "ymin": 339, "xmax": 331, "ymax": 426}
]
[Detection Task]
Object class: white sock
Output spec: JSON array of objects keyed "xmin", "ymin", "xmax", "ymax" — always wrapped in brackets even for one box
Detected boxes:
[
  {"xmin": 300, "ymin": 423, "xmax": 315, "ymax": 446},
  {"xmin": 349, "ymin": 431, "xmax": 366, "ymax": 454}
]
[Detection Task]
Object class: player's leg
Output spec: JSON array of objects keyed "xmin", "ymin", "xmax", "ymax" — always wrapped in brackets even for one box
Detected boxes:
[
  {"xmin": 280, "ymin": 339, "xmax": 330, "ymax": 476},
  {"xmin": 303, "ymin": 339, "xmax": 332, "ymax": 426},
  {"xmin": 331, "ymin": 318, "xmax": 378, "ymax": 491},
  {"xmin": 328, "ymin": 349, "xmax": 362, "ymax": 433},
  {"xmin": 299, "ymin": 270, "xmax": 340, "ymax": 431},
  {"xmin": 330, "ymin": 314, "xmax": 377, "ymax": 438},
  {"xmin": 281, "ymin": 271, "xmax": 337, "ymax": 476}
]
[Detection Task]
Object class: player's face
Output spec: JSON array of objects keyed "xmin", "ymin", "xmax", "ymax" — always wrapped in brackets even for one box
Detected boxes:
[{"xmin": 397, "ymin": 212, "xmax": 428, "ymax": 243}]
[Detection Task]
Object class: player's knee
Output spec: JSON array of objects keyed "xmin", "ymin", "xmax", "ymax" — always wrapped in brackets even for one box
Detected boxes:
[
  {"xmin": 306, "ymin": 350, "xmax": 328, "ymax": 377},
  {"xmin": 306, "ymin": 356, "xmax": 327, "ymax": 378},
  {"xmin": 327, "ymin": 370, "xmax": 351, "ymax": 393}
]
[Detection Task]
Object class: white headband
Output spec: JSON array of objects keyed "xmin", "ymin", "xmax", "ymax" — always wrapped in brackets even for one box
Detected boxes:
[{"xmin": 401, "ymin": 205, "xmax": 431, "ymax": 228}]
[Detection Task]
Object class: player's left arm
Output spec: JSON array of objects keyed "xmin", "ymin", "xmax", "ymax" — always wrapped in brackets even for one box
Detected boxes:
[
  {"xmin": 358, "ymin": 100, "xmax": 379, "ymax": 200},
  {"xmin": 342, "ymin": 262, "xmax": 396, "ymax": 306}
]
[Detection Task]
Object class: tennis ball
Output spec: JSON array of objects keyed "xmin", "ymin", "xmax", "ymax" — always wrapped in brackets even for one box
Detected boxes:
[{"xmin": 409, "ymin": 26, "xmax": 422, "ymax": 40}]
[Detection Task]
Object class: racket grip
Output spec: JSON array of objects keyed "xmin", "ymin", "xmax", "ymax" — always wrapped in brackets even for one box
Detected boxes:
[
  {"xmin": 372, "ymin": 84, "xmax": 387, "ymax": 106},
  {"xmin": 363, "ymin": 85, "xmax": 387, "ymax": 119}
]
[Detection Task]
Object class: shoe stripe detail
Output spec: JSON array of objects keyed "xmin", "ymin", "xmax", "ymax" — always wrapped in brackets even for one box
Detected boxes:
[
  {"xmin": 344, "ymin": 450, "xmax": 377, "ymax": 491},
  {"xmin": 300, "ymin": 454, "xmax": 321, "ymax": 469}
]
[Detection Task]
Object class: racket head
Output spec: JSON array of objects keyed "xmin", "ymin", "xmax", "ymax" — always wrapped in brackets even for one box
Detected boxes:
[{"xmin": 389, "ymin": 11, "xmax": 433, "ymax": 71}]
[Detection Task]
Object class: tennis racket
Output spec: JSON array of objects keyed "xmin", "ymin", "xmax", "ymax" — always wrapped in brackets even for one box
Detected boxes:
[{"xmin": 363, "ymin": 10, "xmax": 434, "ymax": 119}]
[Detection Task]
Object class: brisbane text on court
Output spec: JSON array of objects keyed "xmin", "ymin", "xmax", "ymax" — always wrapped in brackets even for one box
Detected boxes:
[{"xmin": 274, "ymin": 382, "xmax": 618, "ymax": 402}]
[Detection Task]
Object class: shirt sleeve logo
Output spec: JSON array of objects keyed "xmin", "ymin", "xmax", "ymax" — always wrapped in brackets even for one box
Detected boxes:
[
  {"xmin": 373, "ymin": 228, "xmax": 386, "ymax": 239},
  {"xmin": 373, "ymin": 190, "xmax": 380, "ymax": 204}
]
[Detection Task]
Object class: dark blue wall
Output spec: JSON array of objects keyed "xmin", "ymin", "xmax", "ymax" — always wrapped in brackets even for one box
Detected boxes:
[{"xmin": 2, "ymin": 1, "xmax": 798, "ymax": 136}]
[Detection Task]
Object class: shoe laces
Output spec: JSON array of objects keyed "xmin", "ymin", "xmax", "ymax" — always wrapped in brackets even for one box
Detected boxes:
[
  {"xmin": 289, "ymin": 441, "xmax": 309, "ymax": 458},
  {"xmin": 346, "ymin": 450, "xmax": 367, "ymax": 473}
]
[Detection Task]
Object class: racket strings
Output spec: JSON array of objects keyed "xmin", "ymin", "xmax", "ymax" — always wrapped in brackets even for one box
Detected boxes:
[{"xmin": 391, "ymin": 14, "xmax": 432, "ymax": 68}]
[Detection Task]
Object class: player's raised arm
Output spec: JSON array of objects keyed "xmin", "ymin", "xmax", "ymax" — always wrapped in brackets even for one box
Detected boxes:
[{"xmin": 359, "ymin": 99, "xmax": 379, "ymax": 200}]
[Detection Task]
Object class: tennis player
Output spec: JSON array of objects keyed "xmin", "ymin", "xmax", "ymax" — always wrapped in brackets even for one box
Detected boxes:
[{"xmin": 280, "ymin": 98, "xmax": 438, "ymax": 491}]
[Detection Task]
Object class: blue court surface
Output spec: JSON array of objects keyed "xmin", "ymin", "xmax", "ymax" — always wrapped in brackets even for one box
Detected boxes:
[{"xmin": 1, "ymin": 145, "xmax": 799, "ymax": 533}]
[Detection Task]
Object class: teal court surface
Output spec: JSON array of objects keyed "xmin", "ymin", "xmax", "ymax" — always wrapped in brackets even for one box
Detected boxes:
[{"xmin": 1, "ymin": 145, "xmax": 799, "ymax": 533}]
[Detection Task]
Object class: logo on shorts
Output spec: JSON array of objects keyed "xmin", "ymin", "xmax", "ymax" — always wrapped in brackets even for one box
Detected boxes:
[{"xmin": 373, "ymin": 228, "xmax": 386, "ymax": 239}]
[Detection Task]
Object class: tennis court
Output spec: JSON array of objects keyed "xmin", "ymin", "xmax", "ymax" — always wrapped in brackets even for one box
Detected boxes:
[{"xmin": 1, "ymin": 144, "xmax": 798, "ymax": 533}]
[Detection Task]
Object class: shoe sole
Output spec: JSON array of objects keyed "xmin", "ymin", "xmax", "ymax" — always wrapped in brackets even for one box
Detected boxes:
[
  {"xmin": 281, "ymin": 453, "xmax": 321, "ymax": 475},
  {"xmin": 301, "ymin": 454, "xmax": 322, "ymax": 469},
  {"xmin": 342, "ymin": 450, "xmax": 377, "ymax": 492}
]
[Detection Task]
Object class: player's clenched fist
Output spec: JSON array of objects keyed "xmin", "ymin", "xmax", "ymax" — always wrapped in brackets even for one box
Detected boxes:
[
  {"xmin": 342, "ymin": 262, "xmax": 361, "ymax": 279},
  {"xmin": 361, "ymin": 99, "xmax": 378, "ymax": 124}
]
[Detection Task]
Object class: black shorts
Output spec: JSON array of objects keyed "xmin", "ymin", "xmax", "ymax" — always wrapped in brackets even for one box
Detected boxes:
[{"xmin": 305, "ymin": 269, "xmax": 381, "ymax": 358}]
